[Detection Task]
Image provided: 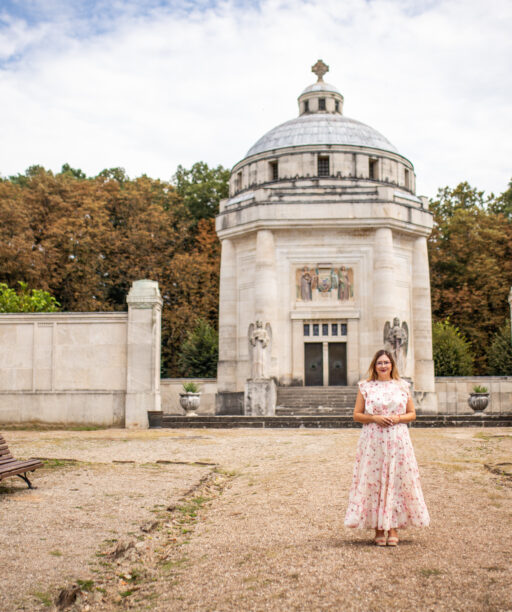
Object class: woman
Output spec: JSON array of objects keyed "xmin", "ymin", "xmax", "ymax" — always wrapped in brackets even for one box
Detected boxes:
[{"xmin": 344, "ymin": 349, "xmax": 429, "ymax": 546}]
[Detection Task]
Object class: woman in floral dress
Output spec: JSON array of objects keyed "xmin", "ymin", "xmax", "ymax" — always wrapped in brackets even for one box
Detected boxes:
[{"xmin": 344, "ymin": 349, "xmax": 429, "ymax": 546}]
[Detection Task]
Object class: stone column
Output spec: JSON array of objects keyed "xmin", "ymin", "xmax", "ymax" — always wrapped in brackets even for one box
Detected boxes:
[
  {"xmin": 412, "ymin": 237, "xmax": 437, "ymax": 413},
  {"xmin": 217, "ymin": 239, "xmax": 237, "ymax": 392},
  {"xmin": 125, "ymin": 280, "xmax": 163, "ymax": 429},
  {"xmin": 255, "ymin": 230, "xmax": 278, "ymax": 324},
  {"xmin": 372, "ymin": 228, "xmax": 396, "ymax": 352},
  {"xmin": 244, "ymin": 230, "xmax": 278, "ymax": 416}
]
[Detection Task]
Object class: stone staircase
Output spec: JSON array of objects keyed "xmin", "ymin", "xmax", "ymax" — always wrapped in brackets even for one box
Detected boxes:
[{"xmin": 276, "ymin": 386, "xmax": 358, "ymax": 415}]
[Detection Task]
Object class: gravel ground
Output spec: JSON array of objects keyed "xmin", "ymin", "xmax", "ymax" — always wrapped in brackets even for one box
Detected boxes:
[{"xmin": 1, "ymin": 427, "xmax": 511, "ymax": 611}]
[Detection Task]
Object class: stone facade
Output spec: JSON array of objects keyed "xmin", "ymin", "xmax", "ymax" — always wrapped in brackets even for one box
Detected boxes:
[
  {"xmin": 0, "ymin": 280, "xmax": 162, "ymax": 427},
  {"xmin": 216, "ymin": 61, "xmax": 437, "ymax": 413}
]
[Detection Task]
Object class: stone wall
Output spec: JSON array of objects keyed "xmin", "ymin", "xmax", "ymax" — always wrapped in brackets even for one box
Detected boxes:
[
  {"xmin": 435, "ymin": 377, "xmax": 512, "ymax": 415},
  {"xmin": 161, "ymin": 379, "xmax": 217, "ymax": 415},
  {"xmin": 0, "ymin": 280, "xmax": 162, "ymax": 428}
]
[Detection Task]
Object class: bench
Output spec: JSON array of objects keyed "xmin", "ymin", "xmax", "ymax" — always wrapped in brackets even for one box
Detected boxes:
[{"xmin": 0, "ymin": 433, "xmax": 43, "ymax": 489}]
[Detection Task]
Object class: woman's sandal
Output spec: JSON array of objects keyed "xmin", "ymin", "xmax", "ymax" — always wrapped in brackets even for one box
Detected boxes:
[
  {"xmin": 374, "ymin": 534, "xmax": 387, "ymax": 546},
  {"xmin": 387, "ymin": 536, "xmax": 399, "ymax": 546}
]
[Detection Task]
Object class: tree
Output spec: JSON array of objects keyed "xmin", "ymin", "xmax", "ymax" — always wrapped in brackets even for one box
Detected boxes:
[
  {"xmin": 486, "ymin": 321, "xmax": 512, "ymax": 375},
  {"xmin": 429, "ymin": 181, "xmax": 512, "ymax": 373},
  {"xmin": 0, "ymin": 282, "xmax": 60, "ymax": 312},
  {"xmin": 0, "ymin": 163, "xmax": 220, "ymax": 376},
  {"xmin": 177, "ymin": 318, "xmax": 219, "ymax": 377},
  {"xmin": 432, "ymin": 320, "xmax": 474, "ymax": 376},
  {"xmin": 173, "ymin": 162, "xmax": 229, "ymax": 221}
]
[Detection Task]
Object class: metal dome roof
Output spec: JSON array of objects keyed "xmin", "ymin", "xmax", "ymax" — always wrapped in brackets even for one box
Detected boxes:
[{"xmin": 245, "ymin": 113, "xmax": 399, "ymax": 158}]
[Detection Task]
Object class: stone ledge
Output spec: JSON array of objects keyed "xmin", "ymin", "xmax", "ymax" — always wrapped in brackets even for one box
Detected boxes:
[{"xmin": 148, "ymin": 412, "xmax": 512, "ymax": 429}]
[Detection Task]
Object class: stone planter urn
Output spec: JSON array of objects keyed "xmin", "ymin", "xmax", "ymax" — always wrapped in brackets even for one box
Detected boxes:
[
  {"xmin": 467, "ymin": 386, "xmax": 490, "ymax": 414},
  {"xmin": 179, "ymin": 383, "xmax": 201, "ymax": 416}
]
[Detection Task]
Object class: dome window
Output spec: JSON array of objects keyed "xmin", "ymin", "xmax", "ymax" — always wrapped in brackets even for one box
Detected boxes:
[
  {"xmin": 235, "ymin": 171, "xmax": 242, "ymax": 192},
  {"xmin": 304, "ymin": 100, "xmax": 309, "ymax": 113},
  {"xmin": 335, "ymin": 100, "xmax": 340, "ymax": 113},
  {"xmin": 318, "ymin": 98, "xmax": 326, "ymax": 111},
  {"xmin": 369, "ymin": 158, "xmax": 378, "ymax": 180},
  {"xmin": 318, "ymin": 155, "xmax": 330, "ymax": 177},
  {"xmin": 269, "ymin": 160, "xmax": 279, "ymax": 181},
  {"xmin": 404, "ymin": 168, "xmax": 410, "ymax": 190}
]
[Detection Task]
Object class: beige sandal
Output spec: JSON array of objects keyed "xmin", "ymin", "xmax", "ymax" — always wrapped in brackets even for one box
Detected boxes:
[
  {"xmin": 387, "ymin": 536, "xmax": 399, "ymax": 546},
  {"xmin": 374, "ymin": 535, "xmax": 387, "ymax": 546}
]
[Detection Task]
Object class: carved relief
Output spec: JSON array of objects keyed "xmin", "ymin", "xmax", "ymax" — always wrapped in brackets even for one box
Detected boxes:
[{"xmin": 296, "ymin": 265, "xmax": 354, "ymax": 302}]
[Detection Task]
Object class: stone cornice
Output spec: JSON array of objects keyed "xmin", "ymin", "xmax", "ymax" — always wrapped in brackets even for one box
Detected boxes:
[{"xmin": 0, "ymin": 312, "xmax": 128, "ymax": 324}]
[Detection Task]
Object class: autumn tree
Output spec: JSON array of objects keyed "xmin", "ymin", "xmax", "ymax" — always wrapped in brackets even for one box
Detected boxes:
[
  {"xmin": 428, "ymin": 181, "xmax": 512, "ymax": 373},
  {"xmin": 0, "ymin": 163, "xmax": 223, "ymax": 376}
]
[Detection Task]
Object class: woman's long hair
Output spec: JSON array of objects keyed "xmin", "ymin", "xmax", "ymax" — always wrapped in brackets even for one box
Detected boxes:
[{"xmin": 367, "ymin": 349, "xmax": 400, "ymax": 381}]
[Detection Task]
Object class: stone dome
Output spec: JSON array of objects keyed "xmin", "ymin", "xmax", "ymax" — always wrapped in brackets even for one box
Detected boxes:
[
  {"xmin": 244, "ymin": 58, "xmax": 399, "ymax": 160},
  {"xmin": 246, "ymin": 114, "xmax": 398, "ymax": 158}
]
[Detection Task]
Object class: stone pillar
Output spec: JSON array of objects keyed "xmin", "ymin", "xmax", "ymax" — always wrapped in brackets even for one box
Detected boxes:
[
  {"xmin": 254, "ymin": 230, "xmax": 278, "ymax": 373},
  {"xmin": 217, "ymin": 239, "xmax": 237, "ymax": 392},
  {"xmin": 412, "ymin": 237, "xmax": 437, "ymax": 413},
  {"xmin": 255, "ymin": 230, "xmax": 277, "ymax": 322},
  {"xmin": 125, "ymin": 280, "xmax": 162, "ymax": 428},
  {"xmin": 372, "ymin": 228, "xmax": 396, "ymax": 352},
  {"xmin": 243, "ymin": 230, "xmax": 278, "ymax": 416}
]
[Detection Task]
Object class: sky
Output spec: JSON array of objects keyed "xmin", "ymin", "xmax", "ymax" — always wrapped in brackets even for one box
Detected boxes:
[{"xmin": 0, "ymin": 0, "xmax": 511, "ymax": 198}]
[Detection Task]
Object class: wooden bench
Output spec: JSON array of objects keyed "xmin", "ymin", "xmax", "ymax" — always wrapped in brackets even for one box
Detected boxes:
[{"xmin": 0, "ymin": 433, "xmax": 43, "ymax": 489}]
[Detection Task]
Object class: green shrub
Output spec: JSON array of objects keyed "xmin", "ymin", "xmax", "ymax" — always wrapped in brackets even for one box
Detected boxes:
[
  {"xmin": 0, "ymin": 282, "xmax": 60, "ymax": 312},
  {"xmin": 432, "ymin": 319, "xmax": 474, "ymax": 376},
  {"xmin": 182, "ymin": 381, "xmax": 200, "ymax": 393},
  {"xmin": 178, "ymin": 319, "xmax": 218, "ymax": 378},
  {"xmin": 486, "ymin": 321, "xmax": 512, "ymax": 375},
  {"xmin": 472, "ymin": 385, "xmax": 488, "ymax": 393}
]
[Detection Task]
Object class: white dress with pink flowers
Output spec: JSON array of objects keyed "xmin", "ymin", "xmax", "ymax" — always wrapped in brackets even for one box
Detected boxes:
[{"xmin": 344, "ymin": 379, "xmax": 430, "ymax": 530}]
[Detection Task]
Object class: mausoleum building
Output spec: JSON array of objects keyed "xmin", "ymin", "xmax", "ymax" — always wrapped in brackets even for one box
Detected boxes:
[{"xmin": 216, "ymin": 61, "xmax": 437, "ymax": 414}]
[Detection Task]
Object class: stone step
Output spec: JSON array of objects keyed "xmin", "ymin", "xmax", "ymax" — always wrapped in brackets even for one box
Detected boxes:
[
  {"xmin": 148, "ymin": 412, "xmax": 512, "ymax": 429},
  {"xmin": 276, "ymin": 386, "xmax": 358, "ymax": 412}
]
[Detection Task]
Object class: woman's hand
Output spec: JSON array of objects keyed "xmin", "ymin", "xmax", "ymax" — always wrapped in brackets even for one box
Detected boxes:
[{"xmin": 372, "ymin": 414, "xmax": 398, "ymax": 427}]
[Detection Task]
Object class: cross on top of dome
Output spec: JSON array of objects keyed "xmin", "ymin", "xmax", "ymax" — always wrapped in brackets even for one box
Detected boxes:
[{"xmin": 311, "ymin": 59, "xmax": 329, "ymax": 82}]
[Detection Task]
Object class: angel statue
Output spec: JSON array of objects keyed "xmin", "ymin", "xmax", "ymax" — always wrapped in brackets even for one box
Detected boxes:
[
  {"xmin": 248, "ymin": 321, "xmax": 272, "ymax": 379},
  {"xmin": 384, "ymin": 317, "xmax": 409, "ymax": 375}
]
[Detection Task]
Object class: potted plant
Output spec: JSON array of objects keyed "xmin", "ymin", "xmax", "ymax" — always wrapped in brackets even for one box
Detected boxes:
[
  {"xmin": 179, "ymin": 382, "xmax": 201, "ymax": 416},
  {"xmin": 467, "ymin": 385, "xmax": 490, "ymax": 414}
]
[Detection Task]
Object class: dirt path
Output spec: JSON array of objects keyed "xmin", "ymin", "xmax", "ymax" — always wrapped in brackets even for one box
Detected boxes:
[{"xmin": 1, "ymin": 428, "xmax": 511, "ymax": 611}]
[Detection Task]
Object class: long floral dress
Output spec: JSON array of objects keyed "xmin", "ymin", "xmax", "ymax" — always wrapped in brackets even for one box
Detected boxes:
[{"xmin": 344, "ymin": 379, "xmax": 430, "ymax": 530}]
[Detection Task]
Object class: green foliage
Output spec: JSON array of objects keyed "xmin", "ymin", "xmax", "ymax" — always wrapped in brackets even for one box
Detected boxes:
[
  {"xmin": 182, "ymin": 381, "xmax": 200, "ymax": 393},
  {"xmin": 429, "ymin": 180, "xmax": 512, "ymax": 373},
  {"xmin": 173, "ymin": 161, "xmax": 229, "ymax": 221},
  {"xmin": 432, "ymin": 319, "xmax": 474, "ymax": 376},
  {"xmin": 486, "ymin": 321, "xmax": 512, "ymax": 375},
  {"xmin": 178, "ymin": 319, "xmax": 218, "ymax": 377},
  {"xmin": 488, "ymin": 179, "xmax": 512, "ymax": 219},
  {"xmin": 60, "ymin": 163, "xmax": 87, "ymax": 179},
  {"xmin": 472, "ymin": 385, "xmax": 488, "ymax": 393},
  {"xmin": 0, "ymin": 282, "xmax": 60, "ymax": 312}
]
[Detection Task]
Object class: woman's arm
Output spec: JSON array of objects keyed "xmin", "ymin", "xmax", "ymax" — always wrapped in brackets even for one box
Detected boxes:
[
  {"xmin": 391, "ymin": 394, "xmax": 416, "ymax": 424},
  {"xmin": 353, "ymin": 390, "xmax": 395, "ymax": 427}
]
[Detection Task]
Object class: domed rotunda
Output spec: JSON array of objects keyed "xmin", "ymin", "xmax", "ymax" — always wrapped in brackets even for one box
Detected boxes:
[{"xmin": 216, "ymin": 60, "xmax": 437, "ymax": 415}]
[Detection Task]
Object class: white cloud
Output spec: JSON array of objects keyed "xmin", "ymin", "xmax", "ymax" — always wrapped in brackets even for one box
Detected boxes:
[{"xmin": 0, "ymin": 0, "xmax": 510, "ymax": 197}]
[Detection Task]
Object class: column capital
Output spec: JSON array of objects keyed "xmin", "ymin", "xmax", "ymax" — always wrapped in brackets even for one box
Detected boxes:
[{"xmin": 127, "ymin": 280, "xmax": 163, "ymax": 310}]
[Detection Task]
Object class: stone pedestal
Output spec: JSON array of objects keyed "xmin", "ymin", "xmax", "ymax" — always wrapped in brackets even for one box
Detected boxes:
[
  {"xmin": 125, "ymin": 280, "xmax": 163, "ymax": 428},
  {"xmin": 244, "ymin": 378, "xmax": 277, "ymax": 416}
]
